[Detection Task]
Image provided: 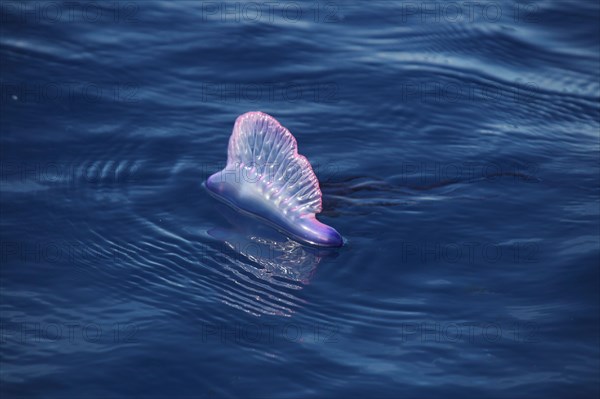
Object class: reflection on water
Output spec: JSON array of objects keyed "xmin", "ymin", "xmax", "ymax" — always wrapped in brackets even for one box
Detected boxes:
[{"xmin": 207, "ymin": 202, "xmax": 338, "ymax": 316}]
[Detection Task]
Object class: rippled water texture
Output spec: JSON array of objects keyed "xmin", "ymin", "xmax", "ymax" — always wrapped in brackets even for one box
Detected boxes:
[{"xmin": 1, "ymin": 1, "xmax": 599, "ymax": 398}]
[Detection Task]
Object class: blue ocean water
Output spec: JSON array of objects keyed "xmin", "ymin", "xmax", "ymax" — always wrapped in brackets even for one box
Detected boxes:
[{"xmin": 1, "ymin": 1, "xmax": 599, "ymax": 398}]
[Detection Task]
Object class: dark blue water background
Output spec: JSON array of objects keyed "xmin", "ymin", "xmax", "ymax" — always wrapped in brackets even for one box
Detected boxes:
[{"xmin": 1, "ymin": 1, "xmax": 599, "ymax": 398}]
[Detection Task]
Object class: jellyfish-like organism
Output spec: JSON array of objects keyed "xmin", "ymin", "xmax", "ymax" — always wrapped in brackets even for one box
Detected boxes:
[{"xmin": 205, "ymin": 111, "xmax": 343, "ymax": 247}]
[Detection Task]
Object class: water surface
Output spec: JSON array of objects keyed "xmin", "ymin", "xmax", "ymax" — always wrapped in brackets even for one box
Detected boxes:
[{"xmin": 1, "ymin": 1, "xmax": 599, "ymax": 398}]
